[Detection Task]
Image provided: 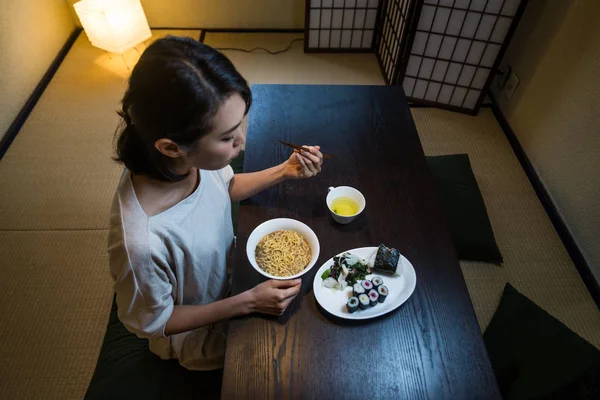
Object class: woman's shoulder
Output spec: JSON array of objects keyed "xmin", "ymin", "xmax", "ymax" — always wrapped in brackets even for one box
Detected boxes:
[{"xmin": 208, "ymin": 165, "xmax": 234, "ymax": 187}]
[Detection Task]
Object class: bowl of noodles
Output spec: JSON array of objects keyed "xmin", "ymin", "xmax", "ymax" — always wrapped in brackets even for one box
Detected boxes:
[{"xmin": 246, "ymin": 218, "xmax": 320, "ymax": 280}]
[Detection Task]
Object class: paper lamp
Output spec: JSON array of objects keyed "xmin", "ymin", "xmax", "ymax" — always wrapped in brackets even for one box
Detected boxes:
[{"xmin": 74, "ymin": 0, "xmax": 152, "ymax": 54}]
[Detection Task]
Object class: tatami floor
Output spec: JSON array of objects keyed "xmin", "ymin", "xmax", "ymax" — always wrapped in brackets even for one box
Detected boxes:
[{"xmin": 0, "ymin": 30, "xmax": 598, "ymax": 399}]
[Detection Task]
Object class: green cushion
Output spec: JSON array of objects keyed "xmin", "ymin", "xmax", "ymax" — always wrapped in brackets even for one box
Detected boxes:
[
  {"xmin": 230, "ymin": 150, "xmax": 245, "ymax": 234},
  {"xmin": 484, "ymin": 283, "xmax": 600, "ymax": 399},
  {"xmin": 427, "ymin": 154, "xmax": 503, "ymax": 263},
  {"xmin": 85, "ymin": 297, "xmax": 222, "ymax": 400}
]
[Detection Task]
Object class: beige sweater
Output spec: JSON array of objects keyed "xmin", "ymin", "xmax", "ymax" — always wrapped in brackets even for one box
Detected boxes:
[{"xmin": 107, "ymin": 166, "xmax": 234, "ymax": 370}]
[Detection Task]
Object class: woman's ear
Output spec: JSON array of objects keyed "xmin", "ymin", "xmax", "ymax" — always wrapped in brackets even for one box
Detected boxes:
[{"xmin": 155, "ymin": 138, "xmax": 185, "ymax": 158}]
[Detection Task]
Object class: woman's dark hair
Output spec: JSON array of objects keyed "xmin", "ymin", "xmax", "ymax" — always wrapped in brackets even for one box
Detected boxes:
[{"xmin": 114, "ymin": 36, "xmax": 251, "ymax": 182}]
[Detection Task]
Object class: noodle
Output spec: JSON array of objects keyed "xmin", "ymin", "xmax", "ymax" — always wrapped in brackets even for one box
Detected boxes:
[{"xmin": 255, "ymin": 230, "xmax": 311, "ymax": 277}]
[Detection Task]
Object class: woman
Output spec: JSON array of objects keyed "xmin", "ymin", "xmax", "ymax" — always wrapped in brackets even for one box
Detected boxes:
[{"xmin": 108, "ymin": 36, "xmax": 324, "ymax": 371}]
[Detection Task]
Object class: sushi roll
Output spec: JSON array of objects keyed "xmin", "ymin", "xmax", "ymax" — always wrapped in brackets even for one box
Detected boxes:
[
  {"xmin": 361, "ymin": 280, "xmax": 374, "ymax": 292},
  {"xmin": 358, "ymin": 294, "xmax": 370, "ymax": 310},
  {"xmin": 377, "ymin": 285, "xmax": 389, "ymax": 303},
  {"xmin": 368, "ymin": 289, "xmax": 379, "ymax": 306},
  {"xmin": 353, "ymin": 283, "xmax": 366, "ymax": 297},
  {"xmin": 346, "ymin": 297, "xmax": 359, "ymax": 313},
  {"xmin": 371, "ymin": 277, "xmax": 384, "ymax": 287}
]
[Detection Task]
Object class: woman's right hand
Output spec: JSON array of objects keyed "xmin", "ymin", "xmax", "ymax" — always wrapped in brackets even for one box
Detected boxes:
[{"xmin": 247, "ymin": 279, "xmax": 302, "ymax": 316}]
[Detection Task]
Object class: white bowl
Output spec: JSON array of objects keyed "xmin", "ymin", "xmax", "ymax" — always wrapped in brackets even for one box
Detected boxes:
[{"xmin": 246, "ymin": 218, "xmax": 320, "ymax": 280}]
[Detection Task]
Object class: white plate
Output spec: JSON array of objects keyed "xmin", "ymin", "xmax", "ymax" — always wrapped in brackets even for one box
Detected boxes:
[{"xmin": 312, "ymin": 246, "xmax": 417, "ymax": 320}]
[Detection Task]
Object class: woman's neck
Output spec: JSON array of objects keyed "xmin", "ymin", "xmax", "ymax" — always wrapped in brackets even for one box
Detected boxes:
[{"xmin": 131, "ymin": 168, "xmax": 200, "ymax": 217}]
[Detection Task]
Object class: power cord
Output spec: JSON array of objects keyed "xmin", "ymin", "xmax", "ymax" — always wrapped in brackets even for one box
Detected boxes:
[{"xmin": 215, "ymin": 37, "xmax": 304, "ymax": 55}]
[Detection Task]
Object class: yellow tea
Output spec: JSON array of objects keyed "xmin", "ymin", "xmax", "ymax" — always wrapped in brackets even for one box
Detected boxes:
[{"xmin": 331, "ymin": 197, "xmax": 359, "ymax": 216}]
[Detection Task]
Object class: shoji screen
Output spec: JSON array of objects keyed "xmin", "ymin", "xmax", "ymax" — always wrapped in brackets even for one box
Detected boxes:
[
  {"xmin": 375, "ymin": 0, "xmax": 420, "ymax": 84},
  {"xmin": 304, "ymin": 0, "xmax": 527, "ymax": 114},
  {"xmin": 401, "ymin": 0, "xmax": 525, "ymax": 113},
  {"xmin": 305, "ymin": 0, "xmax": 381, "ymax": 51}
]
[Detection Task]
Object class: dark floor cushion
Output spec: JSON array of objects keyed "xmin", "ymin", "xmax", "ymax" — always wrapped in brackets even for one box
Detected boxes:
[
  {"xmin": 230, "ymin": 150, "xmax": 245, "ymax": 234},
  {"xmin": 426, "ymin": 154, "xmax": 503, "ymax": 263},
  {"xmin": 484, "ymin": 283, "xmax": 600, "ymax": 399},
  {"xmin": 85, "ymin": 297, "xmax": 222, "ymax": 400}
]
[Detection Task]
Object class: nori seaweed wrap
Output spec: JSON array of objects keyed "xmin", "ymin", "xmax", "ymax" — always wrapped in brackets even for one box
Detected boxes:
[
  {"xmin": 347, "ymin": 297, "xmax": 359, "ymax": 313},
  {"xmin": 373, "ymin": 244, "xmax": 400, "ymax": 274}
]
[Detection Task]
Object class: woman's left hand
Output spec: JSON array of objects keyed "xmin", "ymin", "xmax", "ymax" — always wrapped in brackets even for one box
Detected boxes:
[{"xmin": 283, "ymin": 145, "xmax": 324, "ymax": 179}]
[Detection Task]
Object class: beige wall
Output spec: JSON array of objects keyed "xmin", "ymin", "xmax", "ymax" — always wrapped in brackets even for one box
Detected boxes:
[
  {"xmin": 492, "ymin": 0, "xmax": 600, "ymax": 280},
  {"xmin": 66, "ymin": 0, "xmax": 305, "ymax": 29},
  {"xmin": 0, "ymin": 0, "xmax": 75, "ymax": 139}
]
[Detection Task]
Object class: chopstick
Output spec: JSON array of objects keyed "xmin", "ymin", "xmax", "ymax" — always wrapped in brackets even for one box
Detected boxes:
[{"xmin": 278, "ymin": 140, "xmax": 333, "ymax": 160}]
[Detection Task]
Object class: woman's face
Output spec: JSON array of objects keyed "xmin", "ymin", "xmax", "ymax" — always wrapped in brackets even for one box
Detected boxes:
[{"xmin": 182, "ymin": 93, "xmax": 247, "ymax": 171}]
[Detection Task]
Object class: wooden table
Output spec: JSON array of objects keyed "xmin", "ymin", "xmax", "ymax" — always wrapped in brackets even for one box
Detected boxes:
[{"xmin": 223, "ymin": 85, "xmax": 500, "ymax": 399}]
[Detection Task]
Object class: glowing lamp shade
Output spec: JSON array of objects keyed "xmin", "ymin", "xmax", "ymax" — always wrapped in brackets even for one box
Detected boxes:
[{"xmin": 74, "ymin": 0, "xmax": 152, "ymax": 54}]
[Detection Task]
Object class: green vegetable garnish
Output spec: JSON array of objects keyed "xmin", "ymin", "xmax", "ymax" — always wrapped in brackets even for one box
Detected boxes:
[{"xmin": 322, "ymin": 253, "xmax": 371, "ymax": 284}]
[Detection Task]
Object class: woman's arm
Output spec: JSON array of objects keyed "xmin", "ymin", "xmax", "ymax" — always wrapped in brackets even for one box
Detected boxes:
[
  {"xmin": 229, "ymin": 145, "xmax": 324, "ymax": 202},
  {"xmin": 228, "ymin": 164, "xmax": 287, "ymax": 202},
  {"xmin": 164, "ymin": 279, "xmax": 301, "ymax": 336}
]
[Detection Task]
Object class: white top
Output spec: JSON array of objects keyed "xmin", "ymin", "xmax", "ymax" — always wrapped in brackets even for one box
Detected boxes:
[{"xmin": 107, "ymin": 166, "xmax": 235, "ymax": 370}]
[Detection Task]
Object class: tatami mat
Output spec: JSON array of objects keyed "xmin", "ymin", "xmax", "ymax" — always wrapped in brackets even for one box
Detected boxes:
[
  {"xmin": 203, "ymin": 32, "xmax": 385, "ymax": 86},
  {"xmin": 0, "ymin": 30, "xmax": 200, "ymax": 399},
  {"xmin": 0, "ymin": 231, "xmax": 113, "ymax": 400},
  {"xmin": 0, "ymin": 31, "xmax": 598, "ymax": 399}
]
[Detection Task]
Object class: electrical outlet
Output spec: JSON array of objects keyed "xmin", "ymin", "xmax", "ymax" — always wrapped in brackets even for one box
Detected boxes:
[
  {"xmin": 502, "ymin": 69, "xmax": 520, "ymax": 101},
  {"xmin": 495, "ymin": 63, "xmax": 509, "ymax": 92}
]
